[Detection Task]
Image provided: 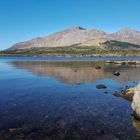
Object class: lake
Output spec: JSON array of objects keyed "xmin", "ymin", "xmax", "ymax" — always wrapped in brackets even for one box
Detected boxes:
[{"xmin": 1, "ymin": 56, "xmax": 140, "ymax": 140}]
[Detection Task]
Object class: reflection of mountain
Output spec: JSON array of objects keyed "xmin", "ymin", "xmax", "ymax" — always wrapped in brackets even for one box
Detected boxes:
[{"xmin": 11, "ymin": 61, "xmax": 140, "ymax": 84}]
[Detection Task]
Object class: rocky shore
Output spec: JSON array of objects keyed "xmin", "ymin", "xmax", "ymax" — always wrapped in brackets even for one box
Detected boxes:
[
  {"xmin": 1, "ymin": 53, "xmax": 140, "ymax": 57},
  {"xmin": 114, "ymin": 82, "xmax": 140, "ymax": 120},
  {"xmin": 106, "ymin": 60, "xmax": 140, "ymax": 65}
]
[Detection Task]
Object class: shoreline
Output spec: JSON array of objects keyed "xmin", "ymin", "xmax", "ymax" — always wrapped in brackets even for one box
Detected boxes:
[{"xmin": 0, "ymin": 53, "xmax": 140, "ymax": 57}]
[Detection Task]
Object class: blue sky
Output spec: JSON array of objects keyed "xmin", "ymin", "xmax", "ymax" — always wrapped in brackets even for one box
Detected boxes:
[{"xmin": 0, "ymin": 0, "xmax": 140, "ymax": 50}]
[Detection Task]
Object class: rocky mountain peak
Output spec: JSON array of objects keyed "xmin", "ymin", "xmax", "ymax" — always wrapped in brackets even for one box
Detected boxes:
[
  {"xmin": 114, "ymin": 27, "xmax": 138, "ymax": 35},
  {"xmin": 70, "ymin": 26, "xmax": 85, "ymax": 30},
  {"xmin": 61, "ymin": 26, "xmax": 86, "ymax": 33}
]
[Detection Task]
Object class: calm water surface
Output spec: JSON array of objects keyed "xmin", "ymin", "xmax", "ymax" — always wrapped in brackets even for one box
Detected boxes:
[{"xmin": 1, "ymin": 56, "xmax": 140, "ymax": 140}]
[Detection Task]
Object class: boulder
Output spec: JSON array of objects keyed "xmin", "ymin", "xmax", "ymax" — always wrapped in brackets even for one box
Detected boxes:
[
  {"xmin": 112, "ymin": 83, "xmax": 140, "ymax": 120},
  {"xmin": 96, "ymin": 84, "xmax": 107, "ymax": 89},
  {"xmin": 123, "ymin": 88, "xmax": 134, "ymax": 102},
  {"xmin": 113, "ymin": 88, "xmax": 134, "ymax": 102},
  {"xmin": 128, "ymin": 61, "xmax": 136, "ymax": 65},
  {"xmin": 113, "ymin": 71, "xmax": 120, "ymax": 76},
  {"xmin": 132, "ymin": 83, "xmax": 140, "ymax": 120},
  {"xmin": 95, "ymin": 66, "xmax": 102, "ymax": 69}
]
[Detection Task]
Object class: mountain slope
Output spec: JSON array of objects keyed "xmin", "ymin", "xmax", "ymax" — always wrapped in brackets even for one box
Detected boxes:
[
  {"xmin": 9, "ymin": 26, "xmax": 110, "ymax": 50},
  {"xmin": 8, "ymin": 26, "xmax": 140, "ymax": 50},
  {"xmin": 102, "ymin": 40, "xmax": 140, "ymax": 49}
]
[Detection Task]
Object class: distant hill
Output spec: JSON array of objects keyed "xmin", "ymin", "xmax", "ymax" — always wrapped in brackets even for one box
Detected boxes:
[
  {"xmin": 8, "ymin": 26, "xmax": 140, "ymax": 50},
  {"xmin": 111, "ymin": 28, "xmax": 140, "ymax": 45}
]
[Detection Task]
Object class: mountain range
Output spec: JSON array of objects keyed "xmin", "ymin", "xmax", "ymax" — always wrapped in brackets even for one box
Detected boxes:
[{"xmin": 9, "ymin": 26, "xmax": 140, "ymax": 50}]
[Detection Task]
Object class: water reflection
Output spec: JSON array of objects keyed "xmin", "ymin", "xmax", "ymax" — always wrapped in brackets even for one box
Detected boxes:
[
  {"xmin": 10, "ymin": 60, "xmax": 140, "ymax": 138},
  {"xmin": 11, "ymin": 61, "xmax": 140, "ymax": 84},
  {"xmin": 1, "ymin": 60, "xmax": 140, "ymax": 140}
]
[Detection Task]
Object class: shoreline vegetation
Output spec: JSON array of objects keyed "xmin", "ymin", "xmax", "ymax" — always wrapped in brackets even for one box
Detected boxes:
[{"xmin": 1, "ymin": 45, "xmax": 140, "ymax": 57}]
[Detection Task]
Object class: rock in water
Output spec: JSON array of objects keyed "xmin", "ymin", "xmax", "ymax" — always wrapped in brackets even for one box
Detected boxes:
[
  {"xmin": 95, "ymin": 66, "xmax": 102, "ymax": 69},
  {"xmin": 96, "ymin": 84, "xmax": 107, "ymax": 89},
  {"xmin": 113, "ymin": 71, "xmax": 120, "ymax": 76},
  {"xmin": 132, "ymin": 83, "xmax": 140, "ymax": 120},
  {"xmin": 123, "ymin": 88, "xmax": 134, "ymax": 102}
]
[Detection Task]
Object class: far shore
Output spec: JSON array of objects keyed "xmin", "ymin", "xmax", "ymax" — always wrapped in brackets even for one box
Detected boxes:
[{"xmin": 0, "ymin": 53, "xmax": 140, "ymax": 57}]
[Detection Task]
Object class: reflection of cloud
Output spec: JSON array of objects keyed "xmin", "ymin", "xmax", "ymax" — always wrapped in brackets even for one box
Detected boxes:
[{"xmin": 10, "ymin": 61, "xmax": 140, "ymax": 84}]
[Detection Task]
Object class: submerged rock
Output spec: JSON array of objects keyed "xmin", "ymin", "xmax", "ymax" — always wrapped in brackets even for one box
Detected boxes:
[
  {"xmin": 96, "ymin": 84, "xmax": 107, "ymax": 89},
  {"xmin": 113, "ymin": 92, "xmax": 122, "ymax": 97}
]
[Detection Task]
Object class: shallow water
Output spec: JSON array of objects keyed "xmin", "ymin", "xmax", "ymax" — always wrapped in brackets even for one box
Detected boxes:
[{"xmin": 0, "ymin": 57, "xmax": 140, "ymax": 140}]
